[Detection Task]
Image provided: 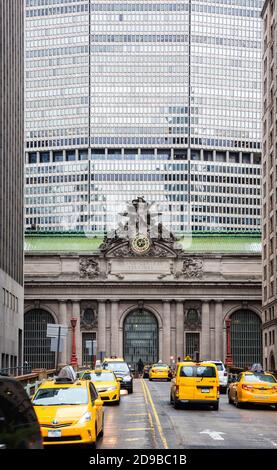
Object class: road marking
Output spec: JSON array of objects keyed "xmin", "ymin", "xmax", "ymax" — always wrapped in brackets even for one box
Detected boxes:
[
  {"xmin": 125, "ymin": 427, "xmax": 152, "ymax": 431},
  {"xmin": 126, "ymin": 413, "xmax": 147, "ymax": 416},
  {"xmin": 141, "ymin": 379, "xmax": 169, "ymax": 449},
  {"xmin": 125, "ymin": 438, "xmax": 145, "ymax": 442},
  {"xmin": 258, "ymin": 434, "xmax": 277, "ymax": 447},
  {"xmin": 200, "ymin": 430, "xmax": 226, "ymax": 441}
]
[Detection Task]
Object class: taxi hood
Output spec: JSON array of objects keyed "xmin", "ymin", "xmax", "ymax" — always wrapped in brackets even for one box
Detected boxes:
[{"xmin": 34, "ymin": 405, "xmax": 88, "ymax": 424}]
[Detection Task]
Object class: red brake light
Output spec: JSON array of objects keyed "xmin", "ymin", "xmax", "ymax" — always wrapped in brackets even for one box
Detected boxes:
[{"xmin": 242, "ymin": 384, "xmax": 253, "ymax": 390}]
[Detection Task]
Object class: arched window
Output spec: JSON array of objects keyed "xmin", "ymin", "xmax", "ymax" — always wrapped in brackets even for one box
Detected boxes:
[
  {"xmin": 124, "ymin": 309, "xmax": 158, "ymax": 369},
  {"xmin": 230, "ymin": 310, "xmax": 262, "ymax": 368},
  {"xmin": 24, "ymin": 309, "xmax": 56, "ymax": 370}
]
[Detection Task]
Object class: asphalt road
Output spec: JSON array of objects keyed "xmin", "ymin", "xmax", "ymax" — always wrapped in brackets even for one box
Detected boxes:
[{"xmin": 98, "ymin": 378, "xmax": 277, "ymax": 449}]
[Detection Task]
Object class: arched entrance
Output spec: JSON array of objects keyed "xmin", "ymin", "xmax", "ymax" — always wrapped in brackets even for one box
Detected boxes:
[
  {"xmin": 123, "ymin": 309, "xmax": 158, "ymax": 369},
  {"xmin": 270, "ymin": 353, "xmax": 276, "ymax": 372},
  {"xmin": 24, "ymin": 309, "xmax": 56, "ymax": 369},
  {"xmin": 230, "ymin": 310, "xmax": 262, "ymax": 368}
]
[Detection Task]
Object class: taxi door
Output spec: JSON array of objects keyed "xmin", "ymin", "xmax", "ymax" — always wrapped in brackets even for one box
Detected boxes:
[
  {"xmin": 176, "ymin": 365, "xmax": 196, "ymax": 400},
  {"xmin": 193, "ymin": 365, "xmax": 219, "ymax": 401},
  {"xmin": 89, "ymin": 383, "xmax": 103, "ymax": 435}
]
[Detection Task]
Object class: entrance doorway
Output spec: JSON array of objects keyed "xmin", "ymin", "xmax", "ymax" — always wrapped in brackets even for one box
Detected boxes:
[{"xmin": 123, "ymin": 309, "xmax": 158, "ymax": 370}]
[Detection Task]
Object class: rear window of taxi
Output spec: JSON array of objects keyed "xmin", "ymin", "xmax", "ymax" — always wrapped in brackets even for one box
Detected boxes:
[
  {"xmin": 244, "ymin": 374, "xmax": 276, "ymax": 384},
  {"xmin": 179, "ymin": 366, "xmax": 216, "ymax": 378}
]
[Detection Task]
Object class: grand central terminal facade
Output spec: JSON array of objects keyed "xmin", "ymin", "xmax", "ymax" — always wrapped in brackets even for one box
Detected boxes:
[{"xmin": 24, "ymin": 202, "xmax": 263, "ymax": 372}]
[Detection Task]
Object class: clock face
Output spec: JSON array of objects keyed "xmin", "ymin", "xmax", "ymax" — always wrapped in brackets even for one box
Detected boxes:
[{"xmin": 131, "ymin": 234, "xmax": 151, "ymax": 254}]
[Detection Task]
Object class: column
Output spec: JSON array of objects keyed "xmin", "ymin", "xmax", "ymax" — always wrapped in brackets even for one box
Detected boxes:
[
  {"xmin": 72, "ymin": 301, "xmax": 81, "ymax": 366},
  {"xmin": 201, "ymin": 301, "xmax": 210, "ymax": 360},
  {"xmin": 111, "ymin": 300, "xmax": 119, "ymax": 356},
  {"xmin": 97, "ymin": 301, "xmax": 106, "ymax": 360},
  {"xmin": 176, "ymin": 301, "xmax": 184, "ymax": 360},
  {"xmin": 215, "ymin": 300, "xmax": 224, "ymax": 360},
  {"xmin": 163, "ymin": 300, "xmax": 171, "ymax": 363},
  {"xmin": 59, "ymin": 300, "xmax": 67, "ymax": 366}
]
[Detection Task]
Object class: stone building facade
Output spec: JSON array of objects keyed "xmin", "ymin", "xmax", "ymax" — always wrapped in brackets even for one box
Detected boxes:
[
  {"xmin": 0, "ymin": 0, "xmax": 24, "ymax": 372},
  {"xmin": 24, "ymin": 231, "xmax": 263, "ymax": 370},
  {"xmin": 262, "ymin": 0, "xmax": 277, "ymax": 372}
]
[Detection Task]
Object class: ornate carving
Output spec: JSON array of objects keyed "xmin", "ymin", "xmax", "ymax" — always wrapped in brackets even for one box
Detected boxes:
[
  {"xmin": 79, "ymin": 257, "xmax": 100, "ymax": 279},
  {"xmin": 99, "ymin": 197, "xmax": 184, "ymax": 258},
  {"xmin": 184, "ymin": 307, "xmax": 202, "ymax": 330},
  {"xmin": 175, "ymin": 257, "xmax": 204, "ymax": 279},
  {"xmin": 80, "ymin": 302, "xmax": 98, "ymax": 330}
]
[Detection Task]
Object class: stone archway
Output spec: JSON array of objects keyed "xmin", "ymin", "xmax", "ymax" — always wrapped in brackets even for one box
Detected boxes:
[
  {"xmin": 270, "ymin": 353, "xmax": 276, "ymax": 372},
  {"xmin": 230, "ymin": 309, "xmax": 262, "ymax": 368},
  {"xmin": 24, "ymin": 309, "xmax": 56, "ymax": 369},
  {"xmin": 123, "ymin": 309, "xmax": 159, "ymax": 369}
]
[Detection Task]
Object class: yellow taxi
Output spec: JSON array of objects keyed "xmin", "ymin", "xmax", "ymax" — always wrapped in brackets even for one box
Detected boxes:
[
  {"xmin": 170, "ymin": 361, "xmax": 220, "ymax": 410},
  {"xmin": 228, "ymin": 371, "xmax": 277, "ymax": 409},
  {"xmin": 32, "ymin": 374, "xmax": 104, "ymax": 447},
  {"xmin": 80, "ymin": 369, "xmax": 121, "ymax": 405},
  {"xmin": 149, "ymin": 362, "xmax": 172, "ymax": 381}
]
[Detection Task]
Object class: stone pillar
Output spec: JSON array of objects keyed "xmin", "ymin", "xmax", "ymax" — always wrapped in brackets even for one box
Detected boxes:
[
  {"xmin": 201, "ymin": 301, "xmax": 210, "ymax": 360},
  {"xmin": 163, "ymin": 300, "xmax": 171, "ymax": 363},
  {"xmin": 176, "ymin": 301, "xmax": 184, "ymax": 360},
  {"xmin": 72, "ymin": 301, "xmax": 81, "ymax": 366},
  {"xmin": 59, "ymin": 300, "xmax": 68, "ymax": 365},
  {"xmin": 215, "ymin": 300, "xmax": 224, "ymax": 360},
  {"xmin": 97, "ymin": 301, "xmax": 106, "ymax": 360},
  {"xmin": 111, "ymin": 300, "xmax": 119, "ymax": 356}
]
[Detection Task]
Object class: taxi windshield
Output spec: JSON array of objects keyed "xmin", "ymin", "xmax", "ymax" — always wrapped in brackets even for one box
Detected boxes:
[
  {"xmin": 84, "ymin": 372, "xmax": 115, "ymax": 382},
  {"xmin": 33, "ymin": 387, "xmax": 88, "ymax": 406},
  {"xmin": 244, "ymin": 374, "xmax": 277, "ymax": 384},
  {"xmin": 104, "ymin": 363, "xmax": 129, "ymax": 373},
  {"xmin": 180, "ymin": 366, "xmax": 216, "ymax": 378}
]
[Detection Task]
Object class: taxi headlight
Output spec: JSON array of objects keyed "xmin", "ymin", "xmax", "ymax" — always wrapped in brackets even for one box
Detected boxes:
[
  {"xmin": 123, "ymin": 375, "xmax": 132, "ymax": 381},
  {"xmin": 107, "ymin": 386, "xmax": 117, "ymax": 391},
  {"xmin": 78, "ymin": 412, "xmax": 92, "ymax": 424}
]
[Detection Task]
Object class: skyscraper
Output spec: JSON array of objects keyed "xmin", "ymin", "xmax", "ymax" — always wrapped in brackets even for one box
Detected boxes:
[
  {"xmin": 25, "ymin": 0, "xmax": 263, "ymax": 234},
  {"xmin": 0, "ymin": 0, "xmax": 24, "ymax": 371},
  {"xmin": 262, "ymin": 0, "xmax": 276, "ymax": 371}
]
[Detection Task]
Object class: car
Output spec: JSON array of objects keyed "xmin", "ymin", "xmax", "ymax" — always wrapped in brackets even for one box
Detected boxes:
[
  {"xmin": 32, "ymin": 371, "xmax": 104, "ymax": 447},
  {"xmin": 80, "ymin": 369, "xmax": 121, "ymax": 405},
  {"xmin": 102, "ymin": 358, "xmax": 133, "ymax": 394},
  {"xmin": 142, "ymin": 364, "xmax": 151, "ymax": 379},
  {"xmin": 170, "ymin": 361, "xmax": 220, "ymax": 410},
  {"xmin": 0, "ymin": 375, "xmax": 43, "ymax": 449},
  {"xmin": 228, "ymin": 371, "xmax": 277, "ymax": 409},
  {"xmin": 202, "ymin": 361, "xmax": 228, "ymax": 393},
  {"xmin": 149, "ymin": 363, "xmax": 172, "ymax": 381}
]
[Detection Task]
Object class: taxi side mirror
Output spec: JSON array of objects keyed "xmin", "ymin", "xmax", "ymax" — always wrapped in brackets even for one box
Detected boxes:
[
  {"xmin": 117, "ymin": 377, "xmax": 123, "ymax": 382},
  {"xmin": 95, "ymin": 398, "xmax": 103, "ymax": 407}
]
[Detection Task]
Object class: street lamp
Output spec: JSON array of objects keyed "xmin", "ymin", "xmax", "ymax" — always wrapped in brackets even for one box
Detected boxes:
[
  {"xmin": 225, "ymin": 318, "xmax": 233, "ymax": 367},
  {"xmin": 70, "ymin": 317, "xmax": 78, "ymax": 367}
]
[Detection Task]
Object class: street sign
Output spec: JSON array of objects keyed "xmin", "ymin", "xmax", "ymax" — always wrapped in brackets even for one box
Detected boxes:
[
  {"xmin": 47, "ymin": 324, "xmax": 68, "ymax": 338},
  {"xmin": 50, "ymin": 337, "xmax": 64, "ymax": 353}
]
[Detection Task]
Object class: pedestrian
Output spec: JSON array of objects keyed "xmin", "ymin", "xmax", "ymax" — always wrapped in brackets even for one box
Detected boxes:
[{"xmin": 137, "ymin": 358, "xmax": 144, "ymax": 376}]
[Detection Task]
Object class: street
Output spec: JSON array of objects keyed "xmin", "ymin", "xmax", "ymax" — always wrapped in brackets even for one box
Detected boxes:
[{"xmin": 98, "ymin": 379, "xmax": 277, "ymax": 449}]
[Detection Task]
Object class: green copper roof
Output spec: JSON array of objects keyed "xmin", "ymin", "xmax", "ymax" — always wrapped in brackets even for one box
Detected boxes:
[{"xmin": 24, "ymin": 232, "xmax": 262, "ymax": 254}]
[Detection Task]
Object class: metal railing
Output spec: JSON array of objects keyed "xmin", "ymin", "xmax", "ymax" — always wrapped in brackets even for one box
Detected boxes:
[{"xmin": 0, "ymin": 364, "xmax": 32, "ymax": 377}]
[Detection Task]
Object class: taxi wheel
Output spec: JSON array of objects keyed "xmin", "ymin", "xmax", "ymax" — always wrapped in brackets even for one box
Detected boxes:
[
  {"xmin": 228, "ymin": 391, "xmax": 233, "ymax": 404},
  {"xmin": 98, "ymin": 419, "xmax": 104, "ymax": 438},
  {"xmin": 149, "ymin": 378, "xmax": 152, "ymax": 381},
  {"xmin": 115, "ymin": 398, "xmax": 121, "ymax": 405},
  {"xmin": 234, "ymin": 395, "xmax": 243, "ymax": 408},
  {"xmin": 212, "ymin": 402, "xmax": 219, "ymax": 411},
  {"xmin": 174, "ymin": 400, "xmax": 180, "ymax": 409}
]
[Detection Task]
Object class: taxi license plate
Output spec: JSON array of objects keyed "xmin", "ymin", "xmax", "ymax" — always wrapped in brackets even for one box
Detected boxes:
[
  {"xmin": 48, "ymin": 430, "xmax": 61, "ymax": 438},
  {"xmin": 201, "ymin": 389, "xmax": 210, "ymax": 393},
  {"xmin": 254, "ymin": 395, "xmax": 269, "ymax": 399}
]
